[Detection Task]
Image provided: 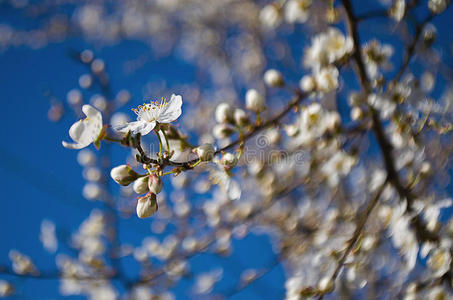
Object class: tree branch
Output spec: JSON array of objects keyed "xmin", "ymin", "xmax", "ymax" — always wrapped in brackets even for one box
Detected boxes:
[{"xmin": 341, "ymin": 0, "xmax": 439, "ymax": 243}]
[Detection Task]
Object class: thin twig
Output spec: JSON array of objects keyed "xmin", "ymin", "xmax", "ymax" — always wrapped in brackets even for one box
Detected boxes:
[{"xmin": 317, "ymin": 180, "xmax": 388, "ymax": 300}]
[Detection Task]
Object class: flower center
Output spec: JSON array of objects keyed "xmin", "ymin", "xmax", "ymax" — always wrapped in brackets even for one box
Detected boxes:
[{"xmin": 131, "ymin": 98, "xmax": 168, "ymax": 122}]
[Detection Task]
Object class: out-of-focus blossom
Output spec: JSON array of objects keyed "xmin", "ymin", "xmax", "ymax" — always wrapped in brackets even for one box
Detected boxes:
[
  {"xmin": 40, "ymin": 219, "xmax": 58, "ymax": 253},
  {"xmin": 8, "ymin": 250, "xmax": 37, "ymax": 275}
]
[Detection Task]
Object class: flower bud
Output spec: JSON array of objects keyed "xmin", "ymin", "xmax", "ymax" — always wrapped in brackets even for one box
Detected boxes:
[
  {"xmin": 133, "ymin": 176, "xmax": 149, "ymax": 194},
  {"xmin": 110, "ymin": 165, "xmax": 139, "ymax": 186},
  {"xmin": 0, "ymin": 280, "xmax": 14, "ymax": 297},
  {"xmin": 420, "ymin": 162, "xmax": 431, "ymax": 176},
  {"xmin": 136, "ymin": 193, "xmax": 157, "ymax": 218},
  {"xmin": 148, "ymin": 174, "xmax": 163, "ymax": 194},
  {"xmin": 284, "ymin": 124, "xmax": 299, "ymax": 137},
  {"xmin": 221, "ymin": 152, "xmax": 238, "ymax": 167},
  {"xmin": 215, "ymin": 102, "xmax": 234, "ymax": 123},
  {"xmin": 423, "ymin": 24, "xmax": 437, "ymax": 47},
  {"xmin": 213, "ymin": 124, "xmax": 235, "ymax": 139},
  {"xmin": 263, "ymin": 69, "xmax": 284, "ymax": 87},
  {"xmin": 245, "ymin": 89, "xmax": 265, "ymax": 113},
  {"xmin": 234, "ymin": 108, "xmax": 250, "ymax": 127},
  {"xmin": 299, "ymin": 75, "xmax": 316, "ymax": 92},
  {"xmin": 318, "ymin": 276, "xmax": 334, "ymax": 293},
  {"xmin": 350, "ymin": 106, "xmax": 363, "ymax": 121},
  {"xmin": 428, "ymin": 0, "xmax": 447, "ymax": 14},
  {"xmin": 194, "ymin": 143, "xmax": 216, "ymax": 161}
]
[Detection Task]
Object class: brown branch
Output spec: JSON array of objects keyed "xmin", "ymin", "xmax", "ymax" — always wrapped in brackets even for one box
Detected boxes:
[
  {"xmin": 389, "ymin": 13, "xmax": 435, "ymax": 86},
  {"xmin": 341, "ymin": 0, "xmax": 439, "ymax": 243},
  {"xmin": 224, "ymin": 258, "xmax": 281, "ymax": 299},
  {"xmin": 0, "ymin": 265, "xmax": 117, "ymax": 281}
]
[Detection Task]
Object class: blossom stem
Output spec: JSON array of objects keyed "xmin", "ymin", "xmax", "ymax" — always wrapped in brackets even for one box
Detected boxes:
[
  {"xmin": 160, "ymin": 129, "xmax": 170, "ymax": 152},
  {"xmin": 162, "ymin": 169, "xmax": 178, "ymax": 176},
  {"xmin": 190, "ymin": 159, "xmax": 202, "ymax": 168},
  {"xmin": 104, "ymin": 135, "xmax": 122, "ymax": 143},
  {"xmin": 155, "ymin": 130, "xmax": 163, "ymax": 156}
]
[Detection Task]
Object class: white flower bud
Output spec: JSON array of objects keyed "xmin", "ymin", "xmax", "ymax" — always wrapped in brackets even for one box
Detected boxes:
[
  {"xmin": 429, "ymin": 0, "xmax": 448, "ymax": 14},
  {"xmin": 0, "ymin": 280, "xmax": 14, "ymax": 297},
  {"xmin": 148, "ymin": 174, "xmax": 163, "ymax": 194},
  {"xmin": 213, "ymin": 124, "xmax": 235, "ymax": 139},
  {"xmin": 420, "ymin": 162, "xmax": 431, "ymax": 176},
  {"xmin": 194, "ymin": 143, "xmax": 216, "ymax": 161},
  {"xmin": 350, "ymin": 106, "xmax": 363, "ymax": 121},
  {"xmin": 263, "ymin": 69, "xmax": 284, "ymax": 87},
  {"xmin": 245, "ymin": 89, "xmax": 265, "ymax": 113},
  {"xmin": 136, "ymin": 193, "xmax": 157, "ymax": 218},
  {"xmin": 299, "ymin": 75, "xmax": 316, "ymax": 92},
  {"xmin": 110, "ymin": 165, "xmax": 139, "ymax": 186},
  {"xmin": 215, "ymin": 102, "xmax": 234, "ymax": 123},
  {"xmin": 221, "ymin": 152, "xmax": 238, "ymax": 167},
  {"xmin": 325, "ymin": 112, "xmax": 341, "ymax": 131},
  {"xmin": 284, "ymin": 124, "xmax": 299, "ymax": 137},
  {"xmin": 318, "ymin": 276, "xmax": 334, "ymax": 293},
  {"xmin": 259, "ymin": 4, "xmax": 282, "ymax": 29},
  {"xmin": 348, "ymin": 92, "xmax": 364, "ymax": 106},
  {"xmin": 234, "ymin": 108, "xmax": 250, "ymax": 127},
  {"xmin": 133, "ymin": 176, "xmax": 149, "ymax": 194}
]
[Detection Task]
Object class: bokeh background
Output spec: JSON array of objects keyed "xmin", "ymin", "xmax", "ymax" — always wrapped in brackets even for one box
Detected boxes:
[{"xmin": 1, "ymin": 0, "xmax": 453, "ymax": 299}]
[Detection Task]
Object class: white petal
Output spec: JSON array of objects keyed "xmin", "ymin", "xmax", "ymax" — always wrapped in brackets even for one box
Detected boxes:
[
  {"xmin": 113, "ymin": 120, "xmax": 156, "ymax": 136},
  {"xmin": 62, "ymin": 141, "xmax": 86, "ymax": 149},
  {"xmin": 157, "ymin": 94, "xmax": 182, "ymax": 123},
  {"xmin": 68, "ymin": 120, "xmax": 93, "ymax": 145},
  {"xmin": 82, "ymin": 104, "xmax": 102, "ymax": 123},
  {"xmin": 138, "ymin": 121, "xmax": 156, "ymax": 136}
]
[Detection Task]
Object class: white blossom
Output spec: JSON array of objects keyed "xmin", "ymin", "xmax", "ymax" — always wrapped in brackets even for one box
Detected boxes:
[
  {"xmin": 429, "ymin": 0, "xmax": 448, "ymax": 14},
  {"xmin": 114, "ymin": 94, "xmax": 182, "ymax": 136},
  {"xmin": 260, "ymin": 4, "xmax": 281, "ymax": 29},
  {"xmin": 284, "ymin": 0, "xmax": 311, "ymax": 24},
  {"xmin": 40, "ymin": 219, "xmax": 58, "ymax": 253},
  {"xmin": 62, "ymin": 105, "xmax": 104, "ymax": 149}
]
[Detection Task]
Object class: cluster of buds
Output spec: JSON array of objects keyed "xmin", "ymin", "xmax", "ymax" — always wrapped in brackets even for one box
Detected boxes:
[
  {"xmin": 213, "ymin": 101, "xmax": 252, "ymax": 139},
  {"xmin": 213, "ymin": 87, "xmax": 269, "ymax": 139},
  {"xmin": 111, "ymin": 165, "xmax": 165, "ymax": 218}
]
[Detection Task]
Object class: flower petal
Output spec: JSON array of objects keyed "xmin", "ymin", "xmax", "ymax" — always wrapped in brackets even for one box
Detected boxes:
[
  {"xmin": 113, "ymin": 120, "xmax": 156, "ymax": 136},
  {"xmin": 82, "ymin": 104, "xmax": 102, "ymax": 122},
  {"xmin": 62, "ymin": 141, "xmax": 86, "ymax": 149},
  {"xmin": 139, "ymin": 121, "xmax": 156, "ymax": 136},
  {"xmin": 158, "ymin": 94, "xmax": 182, "ymax": 123},
  {"xmin": 68, "ymin": 120, "xmax": 93, "ymax": 145}
]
